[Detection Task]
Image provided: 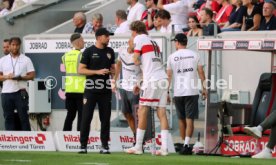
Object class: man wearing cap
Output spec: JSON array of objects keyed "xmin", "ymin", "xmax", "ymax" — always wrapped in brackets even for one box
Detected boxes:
[
  {"xmin": 167, "ymin": 33, "xmax": 206, "ymax": 155},
  {"xmin": 78, "ymin": 28, "xmax": 115, "ymax": 154},
  {"xmin": 62, "ymin": 33, "xmax": 85, "ymax": 131},
  {"xmin": 259, "ymin": 0, "xmax": 276, "ymax": 30}
]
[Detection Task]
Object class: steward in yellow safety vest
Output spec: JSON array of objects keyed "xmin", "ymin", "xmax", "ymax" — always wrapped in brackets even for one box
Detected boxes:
[
  {"xmin": 62, "ymin": 34, "xmax": 86, "ymax": 93},
  {"xmin": 61, "ymin": 33, "xmax": 85, "ymax": 131}
]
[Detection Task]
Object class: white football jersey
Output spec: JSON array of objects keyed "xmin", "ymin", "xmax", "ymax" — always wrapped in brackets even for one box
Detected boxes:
[
  {"xmin": 134, "ymin": 34, "xmax": 167, "ymax": 82},
  {"xmin": 118, "ymin": 48, "xmax": 142, "ymax": 91},
  {"xmin": 167, "ymin": 49, "xmax": 202, "ymax": 96}
]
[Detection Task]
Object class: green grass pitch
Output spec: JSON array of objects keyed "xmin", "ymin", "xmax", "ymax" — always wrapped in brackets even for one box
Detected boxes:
[{"xmin": 0, "ymin": 152, "xmax": 275, "ymax": 165}]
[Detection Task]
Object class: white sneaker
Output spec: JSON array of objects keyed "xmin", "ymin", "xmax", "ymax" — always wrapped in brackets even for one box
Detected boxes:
[
  {"xmin": 252, "ymin": 149, "xmax": 272, "ymax": 159},
  {"xmin": 156, "ymin": 149, "xmax": 169, "ymax": 156},
  {"xmin": 244, "ymin": 126, "xmax": 262, "ymax": 139},
  {"xmin": 124, "ymin": 147, "xmax": 143, "ymax": 155}
]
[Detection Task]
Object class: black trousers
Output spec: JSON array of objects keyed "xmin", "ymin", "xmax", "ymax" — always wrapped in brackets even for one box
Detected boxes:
[
  {"xmin": 80, "ymin": 92, "xmax": 111, "ymax": 148},
  {"xmin": 63, "ymin": 93, "xmax": 83, "ymax": 131},
  {"xmin": 1, "ymin": 90, "xmax": 31, "ymax": 131}
]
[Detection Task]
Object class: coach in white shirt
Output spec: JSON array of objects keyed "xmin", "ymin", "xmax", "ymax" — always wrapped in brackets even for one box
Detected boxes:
[
  {"xmin": 0, "ymin": 37, "xmax": 35, "ymax": 131},
  {"xmin": 126, "ymin": 0, "xmax": 146, "ymax": 23},
  {"xmin": 114, "ymin": 10, "xmax": 131, "ymax": 34},
  {"xmin": 167, "ymin": 33, "xmax": 206, "ymax": 155}
]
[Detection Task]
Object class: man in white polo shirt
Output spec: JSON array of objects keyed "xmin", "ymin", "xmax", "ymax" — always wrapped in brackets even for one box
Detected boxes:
[
  {"xmin": 126, "ymin": 0, "xmax": 146, "ymax": 23},
  {"xmin": 0, "ymin": 37, "xmax": 35, "ymax": 131},
  {"xmin": 114, "ymin": 10, "xmax": 130, "ymax": 34},
  {"xmin": 167, "ymin": 33, "xmax": 206, "ymax": 155}
]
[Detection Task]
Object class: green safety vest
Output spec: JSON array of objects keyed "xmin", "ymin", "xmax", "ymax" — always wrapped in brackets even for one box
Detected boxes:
[{"xmin": 62, "ymin": 49, "xmax": 85, "ymax": 93}]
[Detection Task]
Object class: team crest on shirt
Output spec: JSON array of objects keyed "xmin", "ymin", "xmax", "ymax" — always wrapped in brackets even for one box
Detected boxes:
[
  {"xmin": 107, "ymin": 53, "xmax": 112, "ymax": 59},
  {"xmin": 83, "ymin": 98, "xmax": 87, "ymax": 105}
]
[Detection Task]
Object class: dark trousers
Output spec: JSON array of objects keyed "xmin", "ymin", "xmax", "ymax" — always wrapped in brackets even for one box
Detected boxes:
[
  {"xmin": 260, "ymin": 110, "xmax": 276, "ymax": 149},
  {"xmin": 1, "ymin": 91, "xmax": 31, "ymax": 131},
  {"xmin": 14, "ymin": 112, "xmax": 22, "ymax": 130},
  {"xmin": 63, "ymin": 93, "xmax": 83, "ymax": 131},
  {"xmin": 80, "ymin": 93, "xmax": 111, "ymax": 148}
]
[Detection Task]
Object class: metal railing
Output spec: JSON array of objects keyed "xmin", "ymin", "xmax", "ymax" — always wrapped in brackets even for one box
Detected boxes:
[{"xmin": 1, "ymin": 0, "xmax": 63, "ymax": 25}]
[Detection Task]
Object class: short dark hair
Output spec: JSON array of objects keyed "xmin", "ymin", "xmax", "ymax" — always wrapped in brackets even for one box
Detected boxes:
[
  {"xmin": 3, "ymin": 39, "xmax": 10, "ymax": 43},
  {"xmin": 70, "ymin": 33, "xmax": 82, "ymax": 43},
  {"xmin": 153, "ymin": 0, "xmax": 158, "ymax": 5},
  {"xmin": 130, "ymin": 21, "xmax": 148, "ymax": 35},
  {"xmin": 95, "ymin": 28, "xmax": 110, "ymax": 37},
  {"xmin": 9, "ymin": 37, "xmax": 21, "ymax": 45},
  {"xmin": 155, "ymin": 9, "xmax": 171, "ymax": 20},
  {"xmin": 202, "ymin": 7, "xmax": 213, "ymax": 18},
  {"xmin": 116, "ymin": 10, "xmax": 127, "ymax": 20}
]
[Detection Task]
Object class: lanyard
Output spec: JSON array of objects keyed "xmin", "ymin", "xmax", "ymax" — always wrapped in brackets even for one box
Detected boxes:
[{"xmin": 10, "ymin": 55, "xmax": 19, "ymax": 74}]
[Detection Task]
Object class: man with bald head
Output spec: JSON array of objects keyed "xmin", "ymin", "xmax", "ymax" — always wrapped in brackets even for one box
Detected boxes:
[{"xmin": 73, "ymin": 12, "xmax": 87, "ymax": 33}]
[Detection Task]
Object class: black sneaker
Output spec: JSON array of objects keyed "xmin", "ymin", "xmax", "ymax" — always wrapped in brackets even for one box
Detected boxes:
[
  {"xmin": 78, "ymin": 148, "xmax": 87, "ymax": 154},
  {"xmin": 179, "ymin": 145, "xmax": 193, "ymax": 155},
  {"xmin": 100, "ymin": 146, "xmax": 110, "ymax": 154}
]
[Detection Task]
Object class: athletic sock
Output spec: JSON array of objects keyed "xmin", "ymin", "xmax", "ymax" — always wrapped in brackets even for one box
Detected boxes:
[
  {"xmin": 257, "ymin": 125, "xmax": 263, "ymax": 132},
  {"xmin": 161, "ymin": 130, "xmax": 169, "ymax": 151},
  {"xmin": 184, "ymin": 137, "xmax": 191, "ymax": 146},
  {"xmin": 135, "ymin": 128, "xmax": 145, "ymax": 150}
]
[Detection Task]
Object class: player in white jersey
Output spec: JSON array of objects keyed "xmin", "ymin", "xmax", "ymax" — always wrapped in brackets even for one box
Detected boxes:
[
  {"xmin": 113, "ymin": 37, "xmax": 142, "ymax": 140},
  {"xmin": 125, "ymin": 21, "xmax": 169, "ymax": 156},
  {"xmin": 167, "ymin": 33, "xmax": 207, "ymax": 155}
]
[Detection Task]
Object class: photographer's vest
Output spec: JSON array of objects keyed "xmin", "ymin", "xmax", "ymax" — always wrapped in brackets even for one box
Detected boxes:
[{"xmin": 62, "ymin": 50, "xmax": 85, "ymax": 93}]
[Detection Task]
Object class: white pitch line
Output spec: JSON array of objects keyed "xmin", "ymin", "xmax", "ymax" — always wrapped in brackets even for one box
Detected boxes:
[
  {"xmin": 77, "ymin": 163, "xmax": 109, "ymax": 165},
  {"xmin": 4, "ymin": 159, "xmax": 32, "ymax": 163}
]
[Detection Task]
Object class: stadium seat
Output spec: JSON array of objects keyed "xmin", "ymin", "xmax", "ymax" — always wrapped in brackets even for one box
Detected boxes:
[
  {"xmin": 250, "ymin": 73, "xmax": 276, "ymax": 126},
  {"xmin": 230, "ymin": 73, "xmax": 276, "ymax": 135}
]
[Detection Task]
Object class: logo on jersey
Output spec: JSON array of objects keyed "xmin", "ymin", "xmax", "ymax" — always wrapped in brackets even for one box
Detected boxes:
[
  {"xmin": 174, "ymin": 56, "xmax": 194, "ymax": 61},
  {"xmin": 107, "ymin": 53, "xmax": 112, "ymax": 60},
  {"xmin": 177, "ymin": 68, "xmax": 194, "ymax": 73},
  {"xmin": 92, "ymin": 53, "xmax": 99, "ymax": 59}
]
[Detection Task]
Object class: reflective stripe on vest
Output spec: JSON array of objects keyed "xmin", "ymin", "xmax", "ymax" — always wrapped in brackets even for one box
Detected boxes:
[{"xmin": 62, "ymin": 50, "xmax": 85, "ymax": 93}]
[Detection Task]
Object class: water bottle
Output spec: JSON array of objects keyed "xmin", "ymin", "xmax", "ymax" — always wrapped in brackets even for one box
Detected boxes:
[{"xmin": 193, "ymin": 132, "xmax": 204, "ymax": 154}]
